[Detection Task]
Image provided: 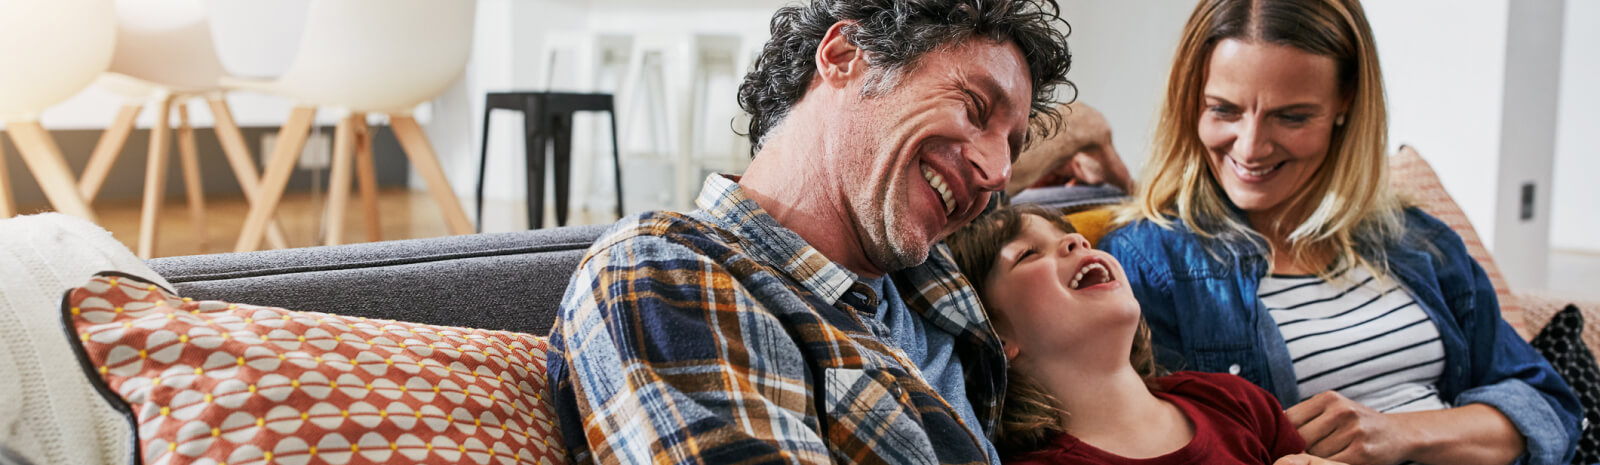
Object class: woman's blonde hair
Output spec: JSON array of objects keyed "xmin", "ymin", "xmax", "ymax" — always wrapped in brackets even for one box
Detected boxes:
[
  {"xmin": 946, "ymin": 205, "xmax": 1162, "ymax": 457},
  {"xmin": 1117, "ymin": 0, "xmax": 1405, "ymax": 277}
]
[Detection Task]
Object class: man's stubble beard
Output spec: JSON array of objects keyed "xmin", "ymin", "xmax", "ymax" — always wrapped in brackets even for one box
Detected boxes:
[
  {"xmin": 858, "ymin": 174, "xmax": 932, "ymax": 274},
  {"xmin": 841, "ymin": 99, "xmax": 932, "ymax": 274}
]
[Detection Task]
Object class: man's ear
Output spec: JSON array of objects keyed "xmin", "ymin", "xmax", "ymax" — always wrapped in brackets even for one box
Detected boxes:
[
  {"xmin": 815, "ymin": 20, "xmax": 866, "ymax": 88},
  {"xmin": 1002, "ymin": 340, "xmax": 1021, "ymax": 361}
]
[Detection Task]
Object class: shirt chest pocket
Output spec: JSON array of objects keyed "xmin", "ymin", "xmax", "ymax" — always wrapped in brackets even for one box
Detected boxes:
[{"xmin": 821, "ymin": 367, "xmax": 938, "ymax": 464}]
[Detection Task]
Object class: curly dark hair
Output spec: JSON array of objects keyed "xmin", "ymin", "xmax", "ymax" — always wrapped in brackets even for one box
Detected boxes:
[{"xmin": 735, "ymin": 0, "xmax": 1075, "ymax": 156}]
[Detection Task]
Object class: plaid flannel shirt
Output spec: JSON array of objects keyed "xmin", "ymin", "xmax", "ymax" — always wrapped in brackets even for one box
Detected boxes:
[{"xmin": 547, "ymin": 175, "xmax": 1008, "ymax": 465}]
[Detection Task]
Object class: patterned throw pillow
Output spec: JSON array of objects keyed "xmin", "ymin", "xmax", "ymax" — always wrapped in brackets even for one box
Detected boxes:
[
  {"xmin": 1529, "ymin": 305, "xmax": 1600, "ymax": 464},
  {"xmin": 61, "ymin": 272, "xmax": 563, "ymax": 465}
]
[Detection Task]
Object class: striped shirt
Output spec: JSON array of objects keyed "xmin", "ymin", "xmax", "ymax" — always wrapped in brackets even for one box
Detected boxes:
[
  {"xmin": 547, "ymin": 174, "xmax": 1005, "ymax": 465},
  {"xmin": 1260, "ymin": 266, "xmax": 1450, "ymax": 414}
]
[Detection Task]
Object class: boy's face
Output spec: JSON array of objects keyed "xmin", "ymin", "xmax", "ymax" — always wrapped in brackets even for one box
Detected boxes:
[{"xmin": 982, "ymin": 215, "xmax": 1141, "ymax": 366}]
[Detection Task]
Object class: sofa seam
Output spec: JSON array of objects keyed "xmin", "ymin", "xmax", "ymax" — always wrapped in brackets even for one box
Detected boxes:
[{"xmin": 158, "ymin": 240, "xmax": 596, "ymax": 283}]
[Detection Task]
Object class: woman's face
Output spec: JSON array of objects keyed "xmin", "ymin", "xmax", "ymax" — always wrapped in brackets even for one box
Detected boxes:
[
  {"xmin": 982, "ymin": 215, "xmax": 1141, "ymax": 365},
  {"xmin": 1198, "ymin": 39, "xmax": 1347, "ymax": 219}
]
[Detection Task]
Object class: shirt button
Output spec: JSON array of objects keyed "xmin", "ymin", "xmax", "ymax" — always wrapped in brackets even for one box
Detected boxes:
[{"xmin": 1227, "ymin": 364, "xmax": 1241, "ymax": 375}]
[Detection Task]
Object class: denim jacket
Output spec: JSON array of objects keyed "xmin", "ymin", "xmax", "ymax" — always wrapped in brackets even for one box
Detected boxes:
[{"xmin": 1101, "ymin": 207, "xmax": 1581, "ymax": 465}]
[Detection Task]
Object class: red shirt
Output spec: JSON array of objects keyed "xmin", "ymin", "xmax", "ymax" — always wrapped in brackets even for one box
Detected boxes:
[{"xmin": 1006, "ymin": 371, "xmax": 1305, "ymax": 465}]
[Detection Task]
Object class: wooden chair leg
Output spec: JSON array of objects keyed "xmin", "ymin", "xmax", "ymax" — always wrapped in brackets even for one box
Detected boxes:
[
  {"xmin": 235, "ymin": 106, "xmax": 316, "ymax": 252},
  {"xmin": 0, "ymin": 135, "xmax": 14, "ymax": 218},
  {"xmin": 208, "ymin": 97, "xmax": 289, "ymax": 249},
  {"xmin": 353, "ymin": 115, "xmax": 381, "ymax": 242},
  {"xmin": 390, "ymin": 115, "xmax": 473, "ymax": 235},
  {"xmin": 79, "ymin": 104, "xmax": 141, "ymax": 204},
  {"xmin": 5, "ymin": 121, "xmax": 97, "ymax": 222},
  {"xmin": 324, "ymin": 115, "xmax": 358, "ymax": 246},
  {"xmin": 137, "ymin": 95, "xmax": 177, "ymax": 259},
  {"xmin": 177, "ymin": 103, "xmax": 208, "ymax": 253}
]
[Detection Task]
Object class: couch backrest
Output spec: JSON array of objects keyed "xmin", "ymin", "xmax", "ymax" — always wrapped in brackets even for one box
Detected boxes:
[{"xmin": 148, "ymin": 224, "xmax": 611, "ymax": 336}]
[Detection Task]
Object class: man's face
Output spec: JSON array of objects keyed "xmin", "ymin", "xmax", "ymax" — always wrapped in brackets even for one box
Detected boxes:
[{"xmin": 827, "ymin": 39, "xmax": 1033, "ymax": 273}]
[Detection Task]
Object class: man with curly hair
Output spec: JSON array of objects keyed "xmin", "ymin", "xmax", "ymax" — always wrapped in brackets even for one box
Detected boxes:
[{"xmin": 547, "ymin": 1, "xmax": 1112, "ymax": 463}]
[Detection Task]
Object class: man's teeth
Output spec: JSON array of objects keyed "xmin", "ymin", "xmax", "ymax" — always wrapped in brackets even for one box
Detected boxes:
[
  {"xmin": 1069, "ymin": 262, "xmax": 1111, "ymax": 289},
  {"xmin": 921, "ymin": 166, "xmax": 956, "ymax": 215}
]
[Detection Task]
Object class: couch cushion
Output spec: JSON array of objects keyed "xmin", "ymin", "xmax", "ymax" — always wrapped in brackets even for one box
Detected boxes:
[
  {"xmin": 1388, "ymin": 146, "xmax": 1527, "ymax": 338},
  {"xmin": 62, "ymin": 272, "xmax": 563, "ymax": 465},
  {"xmin": 148, "ymin": 225, "xmax": 610, "ymax": 337}
]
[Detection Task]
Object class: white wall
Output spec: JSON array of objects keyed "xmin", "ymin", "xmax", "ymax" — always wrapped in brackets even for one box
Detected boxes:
[
  {"xmin": 1551, "ymin": 0, "xmax": 1600, "ymax": 254},
  {"xmin": 1055, "ymin": 0, "xmax": 1192, "ymax": 175},
  {"xmin": 1490, "ymin": 0, "xmax": 1564, "ymax": 289},
  {"xmin": 1365, "ymin": 1, "xmax": 1511, "ymax": 246}
]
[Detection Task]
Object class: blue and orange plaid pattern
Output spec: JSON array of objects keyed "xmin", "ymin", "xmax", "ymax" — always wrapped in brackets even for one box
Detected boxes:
[{"xmin": 547, "ymin": 175, "xmax": 1007, "ymax": 464}]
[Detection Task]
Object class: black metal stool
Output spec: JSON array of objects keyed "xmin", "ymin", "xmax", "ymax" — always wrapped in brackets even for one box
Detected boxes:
[{"xmin": 476, "ymin": 91, "xmax": 623, "ymax": 231}]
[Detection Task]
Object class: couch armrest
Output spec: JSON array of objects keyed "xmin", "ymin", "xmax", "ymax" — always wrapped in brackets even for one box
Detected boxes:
[{"xmin": 1518, "ymin": 290, "xmax": 1600, "ymax": 355}]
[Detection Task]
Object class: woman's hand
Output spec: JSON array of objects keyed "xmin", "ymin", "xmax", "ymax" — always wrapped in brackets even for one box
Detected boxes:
[
  {"xmin": 1288, "ymin": 391, "xmax": 1524, "ymax": 465},
  {"xmin": 1274, "ymin": 453, "xmax": 1349, "ymax": 465},
  {"xmin": 1287, "ymin": 391, "xmax": 1411, "ymax": 465}
]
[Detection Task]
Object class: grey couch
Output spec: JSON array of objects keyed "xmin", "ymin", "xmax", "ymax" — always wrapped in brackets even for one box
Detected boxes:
[{"xmin": 147, "ymin": 224, "xmax": 611, "ymax": 336}]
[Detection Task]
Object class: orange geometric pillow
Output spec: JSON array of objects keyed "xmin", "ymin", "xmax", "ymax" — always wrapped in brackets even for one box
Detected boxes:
[
  {"xmin": 61, "ymin": 272, "xmax": 563, "ymax": 465},
  {"xmin": 1388, "ymin": 146, "xmax": 1527, "ymax": 339}
]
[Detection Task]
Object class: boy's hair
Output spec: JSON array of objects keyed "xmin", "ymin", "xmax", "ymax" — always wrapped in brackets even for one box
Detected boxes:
[{"xmin": 946, "ymin": 205, "xmax": 1162, "ymax": 457}]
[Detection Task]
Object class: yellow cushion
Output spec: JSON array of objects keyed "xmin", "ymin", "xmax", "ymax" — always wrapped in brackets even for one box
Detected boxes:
[{"xmin": 1066, "ymin": 208, "xmax": 1115, "ymax": 248}]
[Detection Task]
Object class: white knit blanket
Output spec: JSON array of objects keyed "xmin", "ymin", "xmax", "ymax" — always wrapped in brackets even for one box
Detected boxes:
[{"xmin": 0, "ymin": 213, "xmax": 172, "ymax": 465}]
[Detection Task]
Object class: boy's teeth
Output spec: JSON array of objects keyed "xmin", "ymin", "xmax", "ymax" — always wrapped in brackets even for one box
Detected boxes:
[
  {"xmin": 921, "ymin": 166, "xmax": 957, "ymax": 215},
  {"xmin": 1070, "ymin": 262, "xmax": 1109, "ymax": 289}
]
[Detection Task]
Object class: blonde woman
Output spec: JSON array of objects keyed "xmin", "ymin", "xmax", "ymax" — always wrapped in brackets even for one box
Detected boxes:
[{"xmin": 1100, "ymin": 0, "xmax": 1581, "ymax": 464}]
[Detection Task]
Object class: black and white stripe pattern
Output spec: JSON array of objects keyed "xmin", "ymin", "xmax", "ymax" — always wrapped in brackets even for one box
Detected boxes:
[{"xmin": 1261, "ymin": 266, "xmax": 1450, "ymax": 414}]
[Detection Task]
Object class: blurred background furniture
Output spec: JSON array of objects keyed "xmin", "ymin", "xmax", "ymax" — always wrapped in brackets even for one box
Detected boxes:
[
  {"xmin": 219, "ymin": 0, "xmax": 479, "ymax": 250},
  {"xmin": 83, "ymin": 0, "xmax": 288, "ymax": 258},
  {"xmin": 477, "ymin": 91, "xmax": 622, "ymax": 231},
  {"xmin": 205, "ymin": 0, "xmax": 309, "ymax": 80},
  {"xmin": 0, "ymin": 0, "xmax": 115, "ymax": 222},
  {"xmin": 609, "ymin": 31, "xmax": 755, "ymax": 211}
]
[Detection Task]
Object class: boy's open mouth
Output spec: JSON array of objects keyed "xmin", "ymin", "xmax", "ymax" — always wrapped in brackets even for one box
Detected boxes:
[{"xmin": 1069, "ymin": 258, "xmax": 1115, "ymax": 290}]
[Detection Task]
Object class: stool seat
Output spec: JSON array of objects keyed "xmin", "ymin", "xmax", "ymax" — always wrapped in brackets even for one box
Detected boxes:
[{"xmin": 477, "ymin": 91, "xmax": 623, "ymax": 230}]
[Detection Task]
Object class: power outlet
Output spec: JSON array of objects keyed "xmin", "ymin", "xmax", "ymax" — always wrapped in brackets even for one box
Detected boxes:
[
  {"xmin": 1520, "ymin": 182, "xmax": 1536, "ymax": 221},
  {"xmin": 260, "ymin": 130, "xmax": 333, "ymax": 171}
]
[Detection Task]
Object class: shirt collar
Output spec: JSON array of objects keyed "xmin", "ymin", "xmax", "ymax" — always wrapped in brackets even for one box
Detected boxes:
[{"xmin": 693, "ymin": 174, "xmax": 860, "ymax": 306}]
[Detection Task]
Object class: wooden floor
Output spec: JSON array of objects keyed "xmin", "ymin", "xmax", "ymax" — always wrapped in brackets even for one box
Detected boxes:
[{"xmin": 13, "ymin": 189, "xmax": 615, "ymax": 258}]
